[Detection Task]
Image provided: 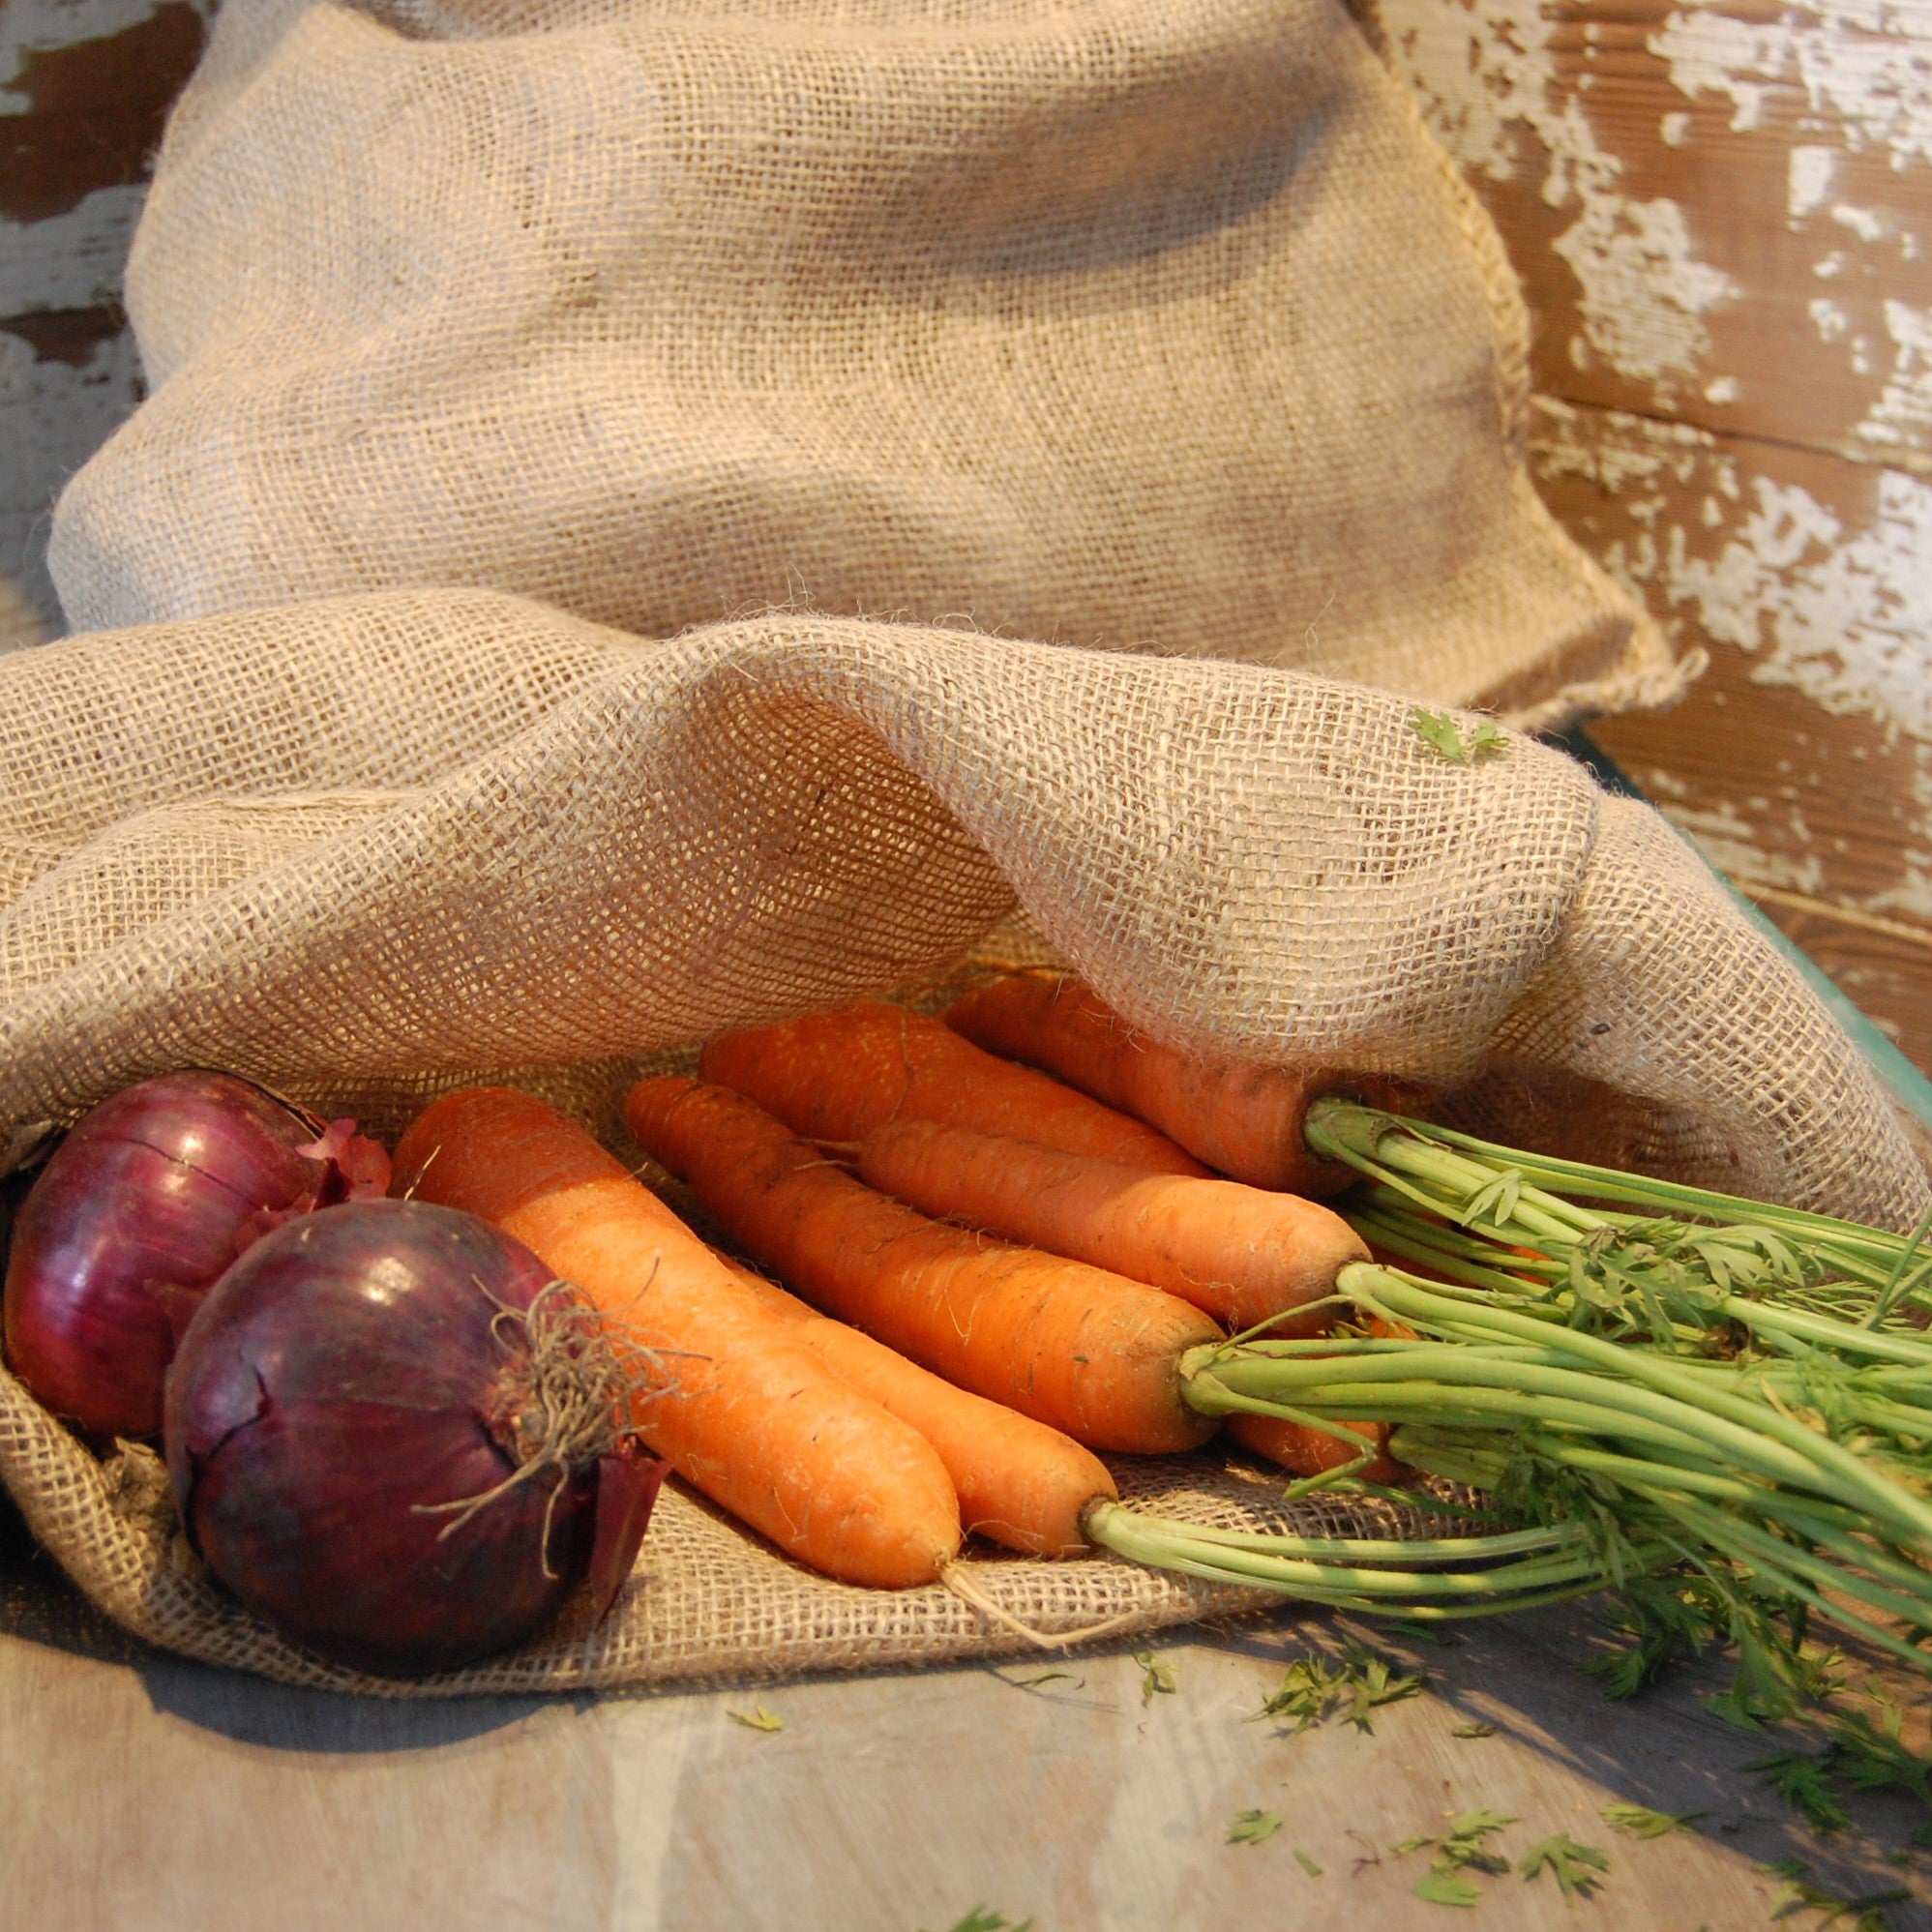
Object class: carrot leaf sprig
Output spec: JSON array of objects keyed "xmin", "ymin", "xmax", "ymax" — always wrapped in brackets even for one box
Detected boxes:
[
  {"xmin": 1397, "ymin": 1809, "xmax": 1514, "ymax": 1907},
  {"xmin": 1253, "ymin": 1641, "xmax": 1423, "ymax": 1735},
  {"xmin": 1412, "ymin": 708, "xmax": 1507, "ymax": 764}
]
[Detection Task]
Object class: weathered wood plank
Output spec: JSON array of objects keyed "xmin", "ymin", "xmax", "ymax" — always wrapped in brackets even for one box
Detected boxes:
[
  {"xmin": 1383, "ymin": 0, "xmax": 1932, "ymax": 468},
  {"xmin": 1390, "ymin": 0, "xmax": 1932, "ymax": 1068},
  {"xmin": 1531, "ymin": 400, "xmax": 1932, "ymax": 910},
  {"xmin": 0, "ymin": 0, "xmax": 210, "ymax": 636}
]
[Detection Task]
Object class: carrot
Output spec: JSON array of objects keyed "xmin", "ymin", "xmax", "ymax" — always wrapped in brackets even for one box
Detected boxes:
[
  {"xmin": 714, "ymin": 1256, "xmax": 1116, "ymax": 1558},
  {"xmin": 623, "ymin": 1075, "xmax": 1224, "ymax": 1454},
  {"xmin": 1227, "ymin": 1412, "xmax": 1404, "ymax": 1486},
  {"xmin": 698, "ymin": 1000, "xmax": 1210, "ymax": 1175},
  {"xmin": 857, "ymin": 1119, "xmax": 1370, "ymax": 1335},
  {"xmin": 389, "ymin": 1086, "xmax": 963, "ymax": 1590},
  {"xmin": 943, "ymin": 973, "xmax": 1420, "ymax": 1196}
]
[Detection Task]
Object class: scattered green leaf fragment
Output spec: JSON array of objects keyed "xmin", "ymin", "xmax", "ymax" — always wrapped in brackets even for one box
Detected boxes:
[
  {"xmin": 1766, "ymin": 1868, "xmax": 1911, "ymax": 1929},
  {"xmin": 728, "ymin": 1705, "xmax": 784, "ymax": 1733},
  {"xmin": 1293, "ymin": 1851, "xmax": 1323, "ymax": 1878},
  {"xmin": 1452, "ymin": 1721, "xmax": 1498, "ymax": 1739},
  {"xmin": 927, "ymin": 1911, "xmax": 1033, "ymax": 1932},
  {"xmin": 1444, "ymin": 1809, "xmax": 1517, "ymax": 1849},
  {"xmin": 1255, "ymin": 1640, "xmax": 1423, "ymax": 1736},
  {"xmin": 1913, "ymin": 1822, "xmax": 1932, "ymax": 1849},
  {"xmin": 1399, "ymin": 1809, "xmax": 1514, "ymax": 1909},
  {"xmin": 1762, "ymin": 1859, "xmax": 1811, "ymax": 1881},
  {"xmin": 1341, "ymin": 1641, "xmax": 1425, "ymax": 1731},
  {"xmin": 1602, "ymin": 1803, "xmax": 1706, "ymax": 1839},
  {"xmin": 1257, "ymin": 1652, "xmax": 1346, "ymax": 1732},
  {"xmin": 1826, "ymin": 1680, "xmax": 1932, "ymax": 1805},
  {"xmin": 1135, "ymin": 1650, "xmax": 1176, "ymax": 1706},
  {"xmin": 1747, "ymin": 1750, "xmax": 1852, "ymax": 1834},
  {"xmin": 1521, "ymin": 1834, "xmax": 1611, "ymax": 1899},
  {"xmin": 1227, "ymin": 1809, "xmax": 1283, "ymax": 1847},
  {"xmin": 1412, "ymin": 707, "xmax": 1506, "ymax": 764},
  {"xmin": 1413, "ymin": 1868, "xmax": 1484, "ymax": 1908}
]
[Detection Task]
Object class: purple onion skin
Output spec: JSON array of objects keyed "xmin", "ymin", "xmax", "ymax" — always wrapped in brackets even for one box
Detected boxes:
[
  {"xmin": 164, "ymin": 1199, "xmax": 601, "ymax": 1677},
  {"xmin": 4, "ymin": 1073, "xmax": 342, "ymax": 1440}
]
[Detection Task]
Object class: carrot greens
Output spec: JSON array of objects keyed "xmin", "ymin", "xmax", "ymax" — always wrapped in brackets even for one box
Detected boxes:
[{"xmin": 1081, "ymin": 1099, "xmax": 1932, "ymax": 1710}]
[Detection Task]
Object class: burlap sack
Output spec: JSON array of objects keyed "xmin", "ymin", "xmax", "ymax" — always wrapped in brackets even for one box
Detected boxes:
[
  {"xmin": 46, "ymin": 0, "xmax": 1684, "ymax": 730},
  {"xmin": 0, "ymin": 594, "xmax": 1921, "ymax": 1691}
]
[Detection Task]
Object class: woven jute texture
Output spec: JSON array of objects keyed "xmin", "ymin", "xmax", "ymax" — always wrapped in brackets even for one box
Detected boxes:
[
  {"xmin": 0, "ymin": 595, "xmax": 1921, "ymax": 1692},
  {"xmin": 45, "ymin": 0, "xmax": 1682, "ymax": 730}
]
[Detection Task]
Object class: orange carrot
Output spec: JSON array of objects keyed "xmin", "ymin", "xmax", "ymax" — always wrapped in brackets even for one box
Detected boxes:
[
  {"xmin": 715, "ymin": 1257, "xmax": 1116, "ymax": 1558},
  {"xmin": 944, "ymin": 973, "xmax": 1421, "ymax": 1196},
  {"xmin": 624, "ymin": 1075, "xmax": 1224, "ymax": 1455},
  {"xmin": 1227, "ymin": 1412, "xmax": 1404, "ymax": 1486},
  {"xmin": 857, "ymin": 1119, "xmax": 1370, "ymax": 1335},
  {"xmin": 390, "ymin": 1087, "xmax": 962, "ymax": 1589},
  {"xmin": 698, "ymin": 1000, "xmax": 1210, "ymax": 1175}
]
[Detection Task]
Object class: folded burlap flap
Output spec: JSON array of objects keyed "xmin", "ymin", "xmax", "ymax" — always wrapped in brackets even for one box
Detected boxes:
[
  {"xmin": 49, "ymin": 0, "xmax": 1686, "ymax": 730},
  {"xmin": 0, "ymin": 596, "xmax": 1920, "ymax": 1689}
]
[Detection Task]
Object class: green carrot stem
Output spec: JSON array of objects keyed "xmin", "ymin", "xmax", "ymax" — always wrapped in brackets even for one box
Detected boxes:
[
  {"xmin": 1107, "ymin": 1517, "xmax": 1576, "ymax": 1564},
  {"xmin": 1309, "ymin": 1099, "xmax": 1930, "ymax": 1268},
  {"xmin": 1080, "ymin": 1503, "xmax": 1625, "ymax": 1606},
  {"xmin": 1340, "ymin": 1271, "xmax": 1932, "ymax": 1548},
  {"xmin": 1194, "ymin": 1352, "xmax": 1834, "ymax": 1500},
  {"xmin": 1346, "ymin": 1208, "xmax": 1566, "ymax": 1297},
  {"xmin": 1719, "ymin": 1299, "xmax": 1932, "ymax": 1365},
  {"xmin": 1629, "ymin": 1489, "xmax": 1932, "ymax": 1665},
  {"xmin": 1188, "ymin": 1368, "xmax": 1725, "ymax": 1471},
  {"xmin": 1553, "ymin": 1444, "xmax": 1932, "ymax": 1605}
]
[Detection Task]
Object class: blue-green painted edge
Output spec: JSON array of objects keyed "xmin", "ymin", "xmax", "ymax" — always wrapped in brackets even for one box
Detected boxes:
[{"xmin": 1543, "ymin": 727, "xmax": 1932, "ymax": 1134}]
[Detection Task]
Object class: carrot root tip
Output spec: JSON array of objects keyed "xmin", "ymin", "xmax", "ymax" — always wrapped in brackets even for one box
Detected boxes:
[{"xmin": 939, "ymin": 1558, "xmax": 1151, "ymax": 1652}]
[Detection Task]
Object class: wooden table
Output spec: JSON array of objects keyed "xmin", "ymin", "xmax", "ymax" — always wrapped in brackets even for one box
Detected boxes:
[{"xmin": 3, "ymin": 1495, "xmax": 1925, "ymax": 1932}]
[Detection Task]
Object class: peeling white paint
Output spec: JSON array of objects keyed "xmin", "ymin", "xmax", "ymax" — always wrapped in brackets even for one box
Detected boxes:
[
  {"xmin": 1531, "ymin": 401, "xmax": 1932, "ymax": 749},
  {"xmin": 1789, "ymin": 144, "xmax": 1838, "ymax": 219},
  {"xmin": 1660, "ymin": 111, "xmax": 1691, "ymax": 147},
  {"xmin": 1875, "ymin": 748, "xmax": 1932, "ymax": 919},
  {"xmin": 1811, "ymin": 296, "xmax": 1853, "ymax": 341},
  {"xmin": 0, "ymin": 326, "xmax": 142, "ymax": 631},
  {"xmin": 1832, "ymin": 201, "xmax": 1890, "ymax": 242},
  {"xmin": 1385, "ymin": 0, "xmax": 1739, "ymax": 402},
  {"xmin": 0, "ymin": 0, "xmax": 175, "ymax": 100},
  {"xmin": 1670, "ymin": 468, "xmax": 1932, "ymax": 739},
  {"xmin": 1669, "ymin": 800, "xmax": 1829, "ymax": 893},
  {"xmin": 1654, "ymin": 0, "xmax": 1932, "ymax": 170},
  {"xmin": 0, "ymin": 192, "xmax": 147, "ymax": 314},
  {"xmin": 1856, "ymin": 298, "xmax": 1932, "ymax": 449},
  {"xmin": 1651, "ymin": 8, "xmax": 1782, "ymax": 132}
]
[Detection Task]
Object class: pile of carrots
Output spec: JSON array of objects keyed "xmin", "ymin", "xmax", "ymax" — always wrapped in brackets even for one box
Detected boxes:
[{"xmin": 390, "ymin": 974, "xmax": 1396, "ymax": 1591}]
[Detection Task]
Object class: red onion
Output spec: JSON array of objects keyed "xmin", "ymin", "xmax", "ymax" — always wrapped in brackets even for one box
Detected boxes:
[
  {"xmin": 164, "ymin": 1199, "xmax": 664, "ymax": 1676},
  {"xmin": 3, "ymin": 1071, "xmax": 389, "ymax": 1440}
]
